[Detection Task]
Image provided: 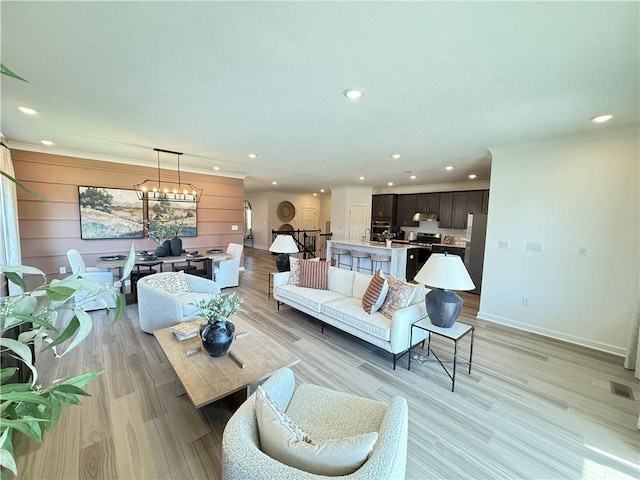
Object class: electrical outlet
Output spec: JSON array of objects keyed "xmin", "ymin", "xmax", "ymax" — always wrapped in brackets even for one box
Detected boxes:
[
  {"xmin": 231, "ymin": 225, "xmax": 238, "ymax": 231},
  {"xmin": 59, "ymin": 266, "xmax": 67, "ymax": 274},
  {"xmin": 578, "ymin": 245, "xmax": 587, "ymax": 255},
  {"xmin": 526, "ymin": 242, "xmax": 543, "ymax": 252},
  {"xmin": 498, "ymin": 240, "xmax": 510, "ymax": 249},
  {"xmin": 522, "ymin": 296, "xmax": 531, "ymax": 307}
]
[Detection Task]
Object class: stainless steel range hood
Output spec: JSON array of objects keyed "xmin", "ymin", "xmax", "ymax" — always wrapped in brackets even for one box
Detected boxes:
[{"xmin": 412, "ymin": 212, "xmax": 438, "ymax": 222}]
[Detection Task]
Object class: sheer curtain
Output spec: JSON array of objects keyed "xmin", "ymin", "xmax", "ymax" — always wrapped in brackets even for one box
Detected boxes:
[{"xmin": 0, "ymin": 140, "xmax": 23, "ymax": 295}]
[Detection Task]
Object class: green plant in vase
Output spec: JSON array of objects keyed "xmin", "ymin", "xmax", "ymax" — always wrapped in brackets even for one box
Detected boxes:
[{"xmin": 193, "ymin": 292, "xmax": 244, "ymax": 357}]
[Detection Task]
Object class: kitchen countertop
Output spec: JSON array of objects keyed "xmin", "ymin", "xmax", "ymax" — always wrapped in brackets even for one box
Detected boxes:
[{"xmin": 328, "ymin": 239, "xmax": 416, "ymax": 250}]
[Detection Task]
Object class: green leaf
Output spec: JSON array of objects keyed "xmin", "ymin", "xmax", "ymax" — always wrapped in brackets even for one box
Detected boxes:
[
  {"xmin": 0, "ymin": 338, "xmax": 34, "ymax": 379},
  {"xmin": 59, "ymin": 371, "xmax": 102, "ymax": 389},
  {"xmin": 0, "ymin": 265, "xmax": 45, "ymax": 276},
  {"xmin": 0, "ymin": 428, "xmax": 16, "ymax": 476},
  {"xmin": 46, "ymin": 315, "xmax": 79, "ymax": 349},
  {"xmin": 0, "ymin": 64, "xmax": 29, "ymax": 83},
  {"xmin": 63, "ymin": 308, "xmax": 93, "ymax": 354},
  {"xmin": 114, "ymin": 292, "xmax": 126, "ymax": 319},
  {"xmin": 45, "ymin": 284, "xmax": 76, "ymax": 302},
  {"xmin": 121, "ymin": 243, "xmax": 136, "ymax": 281},
  {"xmin": 2, "ymin": 272, "xmax": 25, "ymax": 292},
  {"xmin": 49, "ymin": 384, "xmax": 90, "ymax": 396},
  {"xmin": 0, "ymin": 417, "xmax": 46, "ymax": 442},
  {"xmin": 0, "ymin": 369, "xmax": 18, "ymax": 385},
  {"xmin": 0, "ymin": 392, "xmax": 51, "ymax": 407}
]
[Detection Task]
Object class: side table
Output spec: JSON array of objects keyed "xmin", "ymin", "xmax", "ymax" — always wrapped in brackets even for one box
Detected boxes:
[
  {"xmin": 267, "ymin": 272, "xmax": 277, "ymax": 299},
  {"xmin": 408, "ymin": 317, "xmax": 474, "ymax": 392}
]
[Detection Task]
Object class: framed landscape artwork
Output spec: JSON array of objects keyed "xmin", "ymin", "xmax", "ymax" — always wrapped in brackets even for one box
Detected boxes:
[
  {"xmin": 148, "ymin": 199, "xmax": 197, "ymax": 237},
  {"xmin": 78, "ymin": 186, "xmax": 144, "ymax": 239}
]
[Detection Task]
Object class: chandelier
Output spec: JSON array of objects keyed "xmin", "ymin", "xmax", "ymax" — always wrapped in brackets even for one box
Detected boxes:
[{"xmin": 134, "ymin": 148, "xmax": 202, "ymax": 203}]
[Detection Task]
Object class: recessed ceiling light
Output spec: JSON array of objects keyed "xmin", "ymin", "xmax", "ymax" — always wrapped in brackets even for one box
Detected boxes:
[
  {"xmin": 343, "ymin": 87, "xmax": 365, "ymax": 100},
  {"xmin": 272, "ymin": 181, "xmax": 277, "ymax": 185},
  {"xmin": 391, "ymin": 154, "xmax": 401, "ymax": 160},
  {"xmin": 468, "ymin": 174, "xmax": 477, "ymax": 179},
  {"xmin": 320, "ymin": 189, "xmax": 325, "ymax": 193},
  {"xmin": 387, "ymin": 182, "xmax": 394, "ymax": 186},
  {"xmin": 445, "ymin": 165, "xmax": 454, "ymax": 171},
  {"xmin": 591, "ymin": 114, "xmax": 613, "ymax": 123},
  {"xmin": 40, "ymin": 140, "xmax": 54, "ymax": 146},
  {"xmin": 248, "ymin": 153, "xmax": 258, "ymax": 159},
  {"xmin": 358, "ymin": 176, "xmax": 365, "ymax": 181},
  {"xmin": 213, "ymin": 166, "xmax": 220, "ymax": 171},
  {"xmin": 313, "ymin": 193, "xmax": 318, "ymax": 197},
  {"xmin": 18, "ymin": 106, "xmax": 38, "ymax": 115},
  {"xmin": 410, "ymin": 175, "xmax": 417, "ymax": 180}
]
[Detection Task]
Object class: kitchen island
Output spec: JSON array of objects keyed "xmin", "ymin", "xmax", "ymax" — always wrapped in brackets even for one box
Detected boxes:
[{"xmin": 327, "ymin": 240, "xmax": 414, "ymax": 281}]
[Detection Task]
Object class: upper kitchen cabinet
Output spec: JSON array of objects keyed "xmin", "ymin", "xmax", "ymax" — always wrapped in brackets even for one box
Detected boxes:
[
  {"xmin": 396, "ymin": 194, "xmax": 418, "ymax": 227},
  {"xmin": 467, "ymin": 190, "xmax": 490, "ymax": 214},
  {"xmin": 438, "ymin": 192, "xmax": 454, "ymax": 228},
  {"xmin": 416, "ymin": 193, "xmax": 440, "ymax": 214},
  {"xmin": 372, "ymin": 194, "xmax": 397, "ymax": 220},
  {"xmin": 452, "ymin": 191, "xmax": 469, "ymax": 229}
]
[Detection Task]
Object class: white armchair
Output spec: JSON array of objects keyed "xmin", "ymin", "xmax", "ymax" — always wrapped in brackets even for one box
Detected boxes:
[
  {"xmin": 222, "ymin": 367, "xmax": 408, "ymax": 480},
  {"xmin": 136, "ymin": 271, "xmax": 220, "ymax": 333},
  {"xmin": 215, "ymin": 243, "xmax": 244, "ymax": 289},
  {"xmin": 66, "ymin": 249, "xmax": 118, "ymax": 311}
]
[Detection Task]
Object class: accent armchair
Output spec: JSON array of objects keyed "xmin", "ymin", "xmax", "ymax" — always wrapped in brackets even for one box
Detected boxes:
[
  {"xmin": 215, "ymin": 243, "xmax": 244, "ymax": 289},
  {"xmin": 222, "ymin": 367, "xmax": 408, "ymax": 480},
  {"xmin": 66, "ymin": 249, "xmax": 118, "ymax": 311},
  {"xmin": 136, "ymin": 271, "xmax": 220, "ymax": 333}
]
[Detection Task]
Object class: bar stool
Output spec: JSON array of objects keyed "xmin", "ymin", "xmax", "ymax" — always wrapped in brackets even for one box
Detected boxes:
[
  {"xmin": 350, "ymin": 250, "xmax": 371, "ymax": 273},
  {"xmin": 370, "ymin": 253, "xmax": 392, "ymax": 275},
  {"xmin": 332, "ymin": 247, "xmax": 351, "ymax": 269}
]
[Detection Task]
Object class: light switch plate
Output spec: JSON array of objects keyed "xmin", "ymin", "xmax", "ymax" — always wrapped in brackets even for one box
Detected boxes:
[{"xmin": 231, "ymin": 225, "xmax": 238, "ymax": 231}]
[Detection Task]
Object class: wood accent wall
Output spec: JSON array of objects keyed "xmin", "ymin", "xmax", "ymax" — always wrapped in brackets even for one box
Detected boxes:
[{"xmin": 11, "ymin": 150, "xmax": 244, "ymax": 282}]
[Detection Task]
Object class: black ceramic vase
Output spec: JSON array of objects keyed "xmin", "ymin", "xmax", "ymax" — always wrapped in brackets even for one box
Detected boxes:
[
  {"xmin": 200, "ymin": 321, "xmax": 235, "ymax": 357},
  {"xmin": 154, "ymin": 240, "xmax": 171, "ymax": 257},
  {"xmin": 170, "ymin": 236, "xmax": 182, "ymax": 256}
]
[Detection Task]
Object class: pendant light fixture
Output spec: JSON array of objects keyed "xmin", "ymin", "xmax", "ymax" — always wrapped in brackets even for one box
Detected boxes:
[{"xmin": 134, "ymin": 148, "xmax": 202, "ymax": 203}]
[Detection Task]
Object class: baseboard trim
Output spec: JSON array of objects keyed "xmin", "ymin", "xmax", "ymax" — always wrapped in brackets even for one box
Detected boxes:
[{"xmin": 476, "ymin": 311, "xmax": 626, "ymax": 357}]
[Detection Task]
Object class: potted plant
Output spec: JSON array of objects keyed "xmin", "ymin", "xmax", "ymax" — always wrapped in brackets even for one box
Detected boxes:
[
  {"xmin": 193, "ymin": 292, "xmax": 244, "ymax": 357},
  {"xmin": 147, "ymin": 203, "xmax": 185, "ymax": 257},
  {"xmin": 0, "ymin": 246, "xmax": 135, "ymax": 479},
  {"xmin": 382, "ymin": 229, "xmax": 395, "ymax": 247}
]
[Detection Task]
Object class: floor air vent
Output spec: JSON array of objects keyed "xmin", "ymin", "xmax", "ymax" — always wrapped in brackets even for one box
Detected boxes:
[{"xmin": 610, "ymin": 381, "xmax": 634, "ymax": 400}]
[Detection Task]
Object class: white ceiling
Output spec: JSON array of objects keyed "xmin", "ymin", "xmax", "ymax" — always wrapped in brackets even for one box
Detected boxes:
[{"xmin": 1, "ymin": 1, "xmax": 638, "ymax": 193}]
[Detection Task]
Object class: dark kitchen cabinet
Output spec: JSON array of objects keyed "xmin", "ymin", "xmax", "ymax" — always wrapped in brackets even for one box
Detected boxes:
[
  {"xmin": 438, "ymin": 192, "xmax": 454, "ymax": 228},
  {"xmin": 482, "ymin": 190, "xmax": 490, "ymax": 214},
  {"xmin": 467, "ymin": 190, "xmax": 484, "ymax": 214},
  {"xmin": 452, "ymin": 191, "xmax": 469, "ymax": 229},
  {"xmin": 416, "ymin": 193, "xmax": 440, "ymax": 214},
  {"xmin": 432, "ymin": 245, "xmax": 466, "ymax": 261},
  {"xmin": 396, "ymin": 194, "xmax": 418, "ymax": 227},
  {"xmin": 372, "ymin": 194, "xmax": 396, "ymax": 220}
]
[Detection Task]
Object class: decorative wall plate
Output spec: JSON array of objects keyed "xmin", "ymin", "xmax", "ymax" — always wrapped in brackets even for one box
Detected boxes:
[{"xmin": 277, "ymin": 201, "xmax": 296, "ymax": 222}]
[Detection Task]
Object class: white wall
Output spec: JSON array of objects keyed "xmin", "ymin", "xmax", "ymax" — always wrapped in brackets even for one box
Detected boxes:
[
  {"xmin": 318, "ymin": 193, "xmax": 332, "ymax": 233},
  {"xmin": 480, "ymin": 127, "xmax": 639, "ymax": 355},
  {"xmin": 330, "ymin": 186, "xmax": 373, "ymax": 241}
]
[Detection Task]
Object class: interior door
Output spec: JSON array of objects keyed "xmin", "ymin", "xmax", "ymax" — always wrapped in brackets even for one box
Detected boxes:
[
  {"xmin": 302, "ymin": 207, "xmax": 317, "ymax": 230},
  {"xmin": 348, "ymin": 205, "xmax": 368, "ymax": 242}
]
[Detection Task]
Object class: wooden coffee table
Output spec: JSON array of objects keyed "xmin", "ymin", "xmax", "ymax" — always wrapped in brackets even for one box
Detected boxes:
[{"xmin": 154, "ymin": 312, "xmax": 300, "ymax": 408}]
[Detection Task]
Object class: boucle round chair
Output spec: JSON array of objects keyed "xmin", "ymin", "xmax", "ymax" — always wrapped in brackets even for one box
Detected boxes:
[{"xmin": 222, "ymin": 367, "xmax": 408, "ymax": 480}]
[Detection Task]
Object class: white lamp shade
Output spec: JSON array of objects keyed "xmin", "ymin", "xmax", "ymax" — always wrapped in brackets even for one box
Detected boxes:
[
  {"xmin": 269, "ymin": 234, "xmax": 299, "ymax": 254},
  {"xmin": 414, "ymin": 253, "xmax": 475, "ymax": 291}
]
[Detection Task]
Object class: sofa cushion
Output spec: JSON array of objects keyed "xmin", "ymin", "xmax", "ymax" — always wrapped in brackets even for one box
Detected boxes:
[
  {"xmin": 256, "ymin": 386, "xmax": 378, "ymax": 476},
  {"xmin": 361, "ymin": 271, "xmax": 389, "ymax": 314},
  {"xmin": 352, "ymin": 272, "xmax": 372, "ymax": 300},
  {"xmin": 146, "ymin": 271, "xmax": 189, "ymax": 295},
  {"xmin": 379, "ymin": 276, "xmax": 418, "ymax": 319},
  {"xmin": 321, "ymin": 297, "xmax": 392, "ymax": 341},
  {"xmin": 299, "ymin": 260, "xmax": 329, "ymax": 290},
  {"xmin": 327, "ymin": 267, "xmax": 355, "ymax": 297},
  {"xmin": 276, "ymin": 285, "xmax": 345, "ymax": 312}
]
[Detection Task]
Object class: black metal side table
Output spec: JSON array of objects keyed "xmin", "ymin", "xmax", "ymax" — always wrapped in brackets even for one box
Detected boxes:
[{"xmin": 408, "ymin": 317, "xmax": 474, "ymax": 392}]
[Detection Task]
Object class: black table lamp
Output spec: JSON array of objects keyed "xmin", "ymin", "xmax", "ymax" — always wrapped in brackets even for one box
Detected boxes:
[{"xmin": 268, "ymin": 234, "xmax": 299, "ymax": 272}]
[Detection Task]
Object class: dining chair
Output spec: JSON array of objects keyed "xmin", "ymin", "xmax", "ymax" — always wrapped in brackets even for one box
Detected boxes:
[
  {"xmin": 66, "ymin": 249, "xmax": 119, "ymax": 310},
  {"xmin": 214, "ymin": 243, "xmax": 244, "ymax": 288}
]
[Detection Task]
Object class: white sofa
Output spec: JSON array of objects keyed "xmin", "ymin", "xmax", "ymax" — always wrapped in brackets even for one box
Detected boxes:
[
  {"xmin": 137, "ymin": 271, "xmax": 220, "ymax": 333},
  {"xmin": 273, "ymin": 266, "xmax": 428, "ymax": 368}
]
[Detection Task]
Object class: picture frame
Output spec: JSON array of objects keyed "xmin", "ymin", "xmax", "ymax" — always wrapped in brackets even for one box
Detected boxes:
[
  {"xmin": 78, "ymin": 186, "xmax": 144, "ymax": 239},
  {"xmin": 148, "ymin": 199, "xmax": 197, "ymax": 238}
]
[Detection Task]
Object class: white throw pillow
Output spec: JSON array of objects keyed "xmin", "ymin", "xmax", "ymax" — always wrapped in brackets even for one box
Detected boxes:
[
  {"xmin": 146, "ymin": 271, "xmax": 189, "ymax": 294},
  {"xmin": 255, "ymin": 386, "xmax": 378, "ymax": 476}
]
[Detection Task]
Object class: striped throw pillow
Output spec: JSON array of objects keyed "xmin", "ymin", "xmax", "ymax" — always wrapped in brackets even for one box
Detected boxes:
[
  {"xmin": 298, "ymin": 260, "xmax": 329, "ymax": 290},
  {"xmin": 361, "ymin": 270, "xmax": 389, "ymax": 314}
]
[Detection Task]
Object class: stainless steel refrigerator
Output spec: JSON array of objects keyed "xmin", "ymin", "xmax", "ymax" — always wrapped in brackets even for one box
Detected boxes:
[{"xmin": 465, "ymin": 213, "xmax": 487, "ymax": 294}]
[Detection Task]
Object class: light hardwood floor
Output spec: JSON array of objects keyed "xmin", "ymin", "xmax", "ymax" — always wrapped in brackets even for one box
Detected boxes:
[{"xmin": 16, "ymin": 248, "xmax": 640, "ymax": 479}]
